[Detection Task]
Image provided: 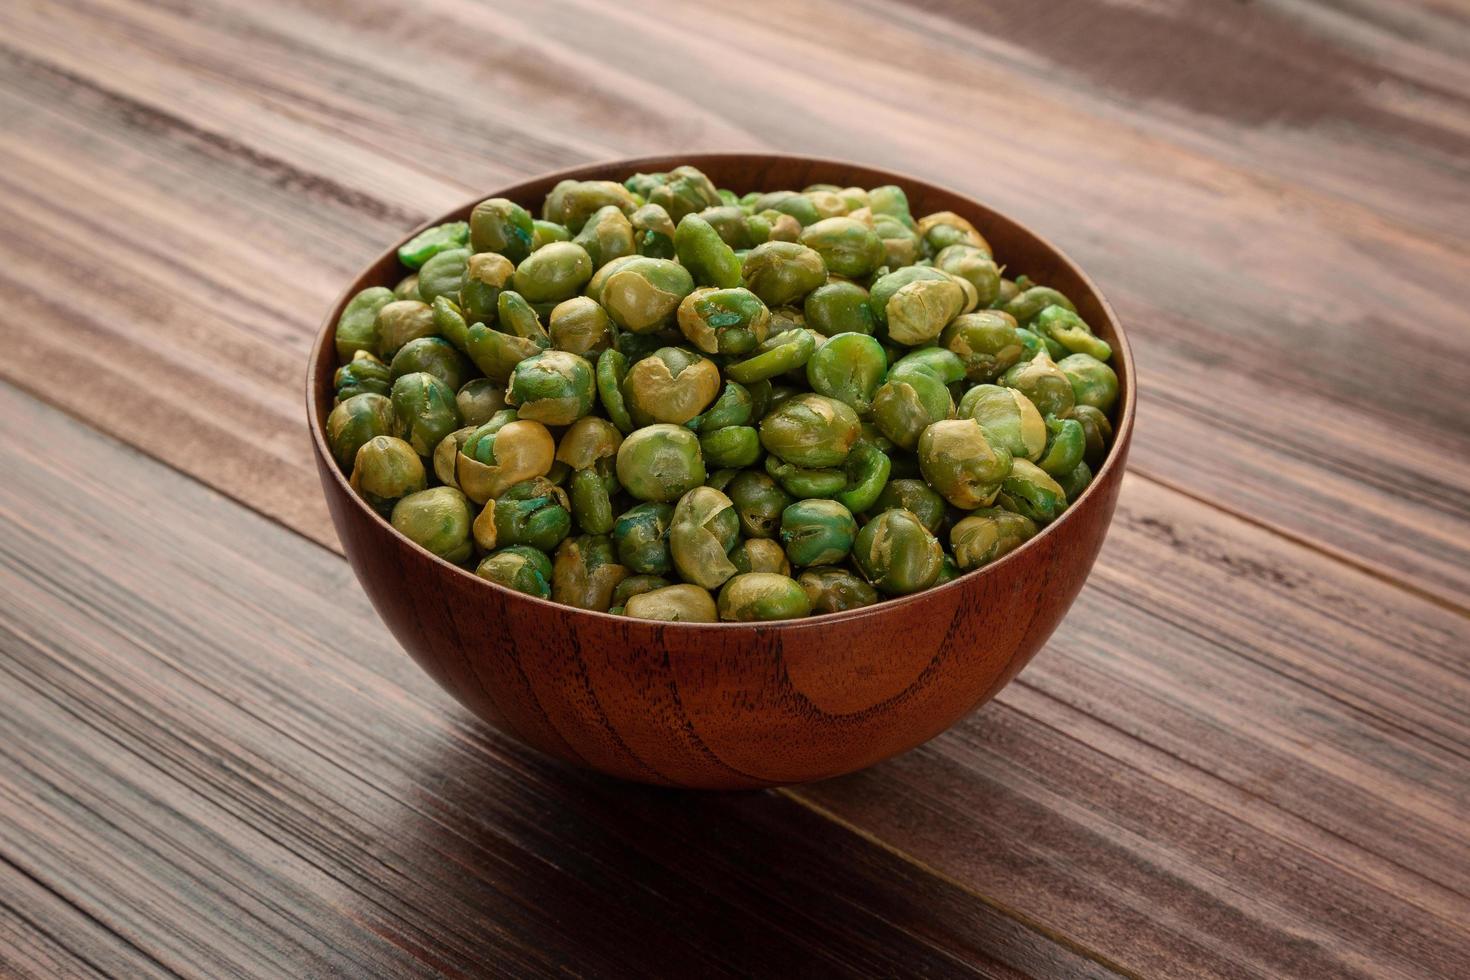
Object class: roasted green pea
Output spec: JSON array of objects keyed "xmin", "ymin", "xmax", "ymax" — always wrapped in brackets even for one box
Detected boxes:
[
  {"xmin": 1033, "ymin": 306, "xmax": 1110, "ymax": 362},
  {"xmin": 473, "ymin": 477, "xmax": 572, "ymax": 552},
  {"xmin": 512, "ymin": 241, "xmax": 594, "ymax": 304},
  {"xmin": 805, "ymin": 333, "xmax": 887, "ymax": 413},
  {"xmin": 940, "ymin": 310, "xmax": 1025, "ymax": 382},
  {"xmin": 460, "ymin": 252, "xmax": 515, "ymax": 323},
  {"xmin": 1058, "ymin": 353, "xmax": 1119, "ymax": 413},
  {"xmin": 677, "ymin": 286, "xmax": 771, "ymax": 356},
  {"xmin": 625, "ymin": 583, "xmax": 718, "ymax": 622},
  {"xmin": 1056, "ymin": 460, "xmax": 1093, "ymax": 501},
  {"xmin": 573, "ymin": 205, "xmax": 636, "ymax": 268},
  {"xmin": 646, "ymin": 166, "xmax": 723, "ymax": 223},
  {"xmin": 335, "ymin": 287, "xmax": 394, "ymax": 360},
  {"xmin": 780, "ymin": 499, "xmax": 858, "ymax": 567},
  {"xmin": 398, "ymin": 221, "xmax": 469, "ymax": 270},
  {"xmin": 700, "ymin": 425, "xmax": 761, "ymax": 468},
  {"xmin": 630, "ymin": 203, "xmax": 677, "ymax": 259},
  {"xmin": 832, "ymin": 442, "xmax": 891, "ymax": 514},
  {"xmin": 506, "ymin": 350, "xmax": 596, "ymax": 425},
  {"xmin": 888, "ymin": 347, "xmax": 967, "ymax": 387},
  {"xmin": 1001, "ymin": 348, "xmax": 1075, "ymax": 418},
  {"xmin": 456, "ymin": 418, "xmax": 556, "ymax": 504},
  {"xmin": 669, "ymin": 486, "xmax": 740, "ymax": 589},
  {"xmin": 934, "ymin": 245, "xmax": 1001, "ymax": 308},
  {"xmin": 869, "ymin": 266, "xmax": 967, "ymax": 347},
  {"xmin": 615, "ymin": 424, "xmax": 706, "ymax": 502},
  {"xmin": 621, "ymin": 347, "xmax": 721, "ymax": 426},
  {"xmin": 469, "ymin": 198, "xmax": 534, "ymax": 263},
  {"xmin": 696, "ymin": 206, "xmax": 754, "ymax": 249},
  {"xmin": 726, "ymin": 470, "xmax": 792, "ymax": 539},
  {"xmin": 673, "ymin": 213, "xmax": 742, "ymax": 289},
  {"xmin": 391, "ymin": 486, "xmax": 474, "ymax": 563},
  {"xmin": 426, "ymin": 296, "xmax": 470, "ymax": 355},
  {"xmin": 611, "ymin": 574, "xmax": 673, "ymax": 608},
  {"xmin": 798, "ymin": 217, "xmax": 885, "ymax": 278},
  {"xmin": 334, "ymin": 349, "xmax": 391, "ymax": 402},
  {"xmin": 759, "ymin": 393, "xmax": 862, "ymax": 468},
  {"xmin": 852, "ymin": 509, "xmax": 943, "ymax": 595},
  {"xmin": 1069, "ymin": 404, "xmax": 1113, "ymax": 467},
  {"xmin": 950, "ymin": 508, "xmax": 1037, "ymax": 571},
  {"xmin": 730, "ymin": 538, "xmax": 791, "ymax": 576},
  {"xmin": 992, "ymin": 277, "xmax": 1020, "ymax": 309},
  {"xmin": 552, "ymin": 534, "xmax": 629, "ymax": 611},
  {"xmin": 433, "ymin": 424, "xmax": 478, "ymax": 488},
  {"xmin": 375, "ymin": 300, "xmax": 436, "ymax": 360},
  {"xmin": 350, "ymin": 435, "xmax": 426, "ymax": 514},
  {"xmin": 594, "ymin": 348, "xmax": 635, "ymax": 433},
  {"xmin": 750, "ymin": 190, "xmax": 821, "ymax": 227},
  {"xmin": 803, "ymin": 280, "xmax": 876, "ymax": 336},
  {"xmin": 547, "ymin": 296, "xmax": 613, "ymax": 358},
  {"xmin": 917, "ymin": 211, "xmax": 988, "ymax": 258},
  {"xmin": 717, "ymin": 573, "xmax": 812, "ymax": 621},
  {"xmin": 798, "ymin": 568, "xmax": 879, "ymax": 614},
  {"xmin": 391, "ymin": 371, "xmax": 463, "ymax": 456},
  {"xmin": 1037, "ymin": 416, "xmax": 1085, "ymax": 477},
  {"xmin": 531, "ymin": 219, "xmax": 571, "ymax": 249},
  {"xmin": 765, "ymin": 456, "xmax": 847, "ymax": 499},
  {"xmin": 959, "ymin": 384, "xmax": 1046, "ymax": 461},
  {"xmin": 476, "ymin": 545, "xmax": 553, "ymax": 598},
  {"xmin": 390, "ymin": 336, "xmax": 469, "ymax": 391},
  {"xmin": 612, "ymin": 502, "xmax": 675, "ymax": 575},
  {"xmin": 724, "ymin": 328, "xmax": 818, "ymax": 384},
  {"xmin": 543, "ymin": 179, "xmax": 638, "ymax": 232},
  {"xmin": 918, "ymin": 418, "xmax": 1012, "ymax": 509},
  {"xmin": 1003, "ymin": 285, "xmax": 1075, "ymax": 325},
  {"xmin": 465, "ymin": 323, "xmax": 545, "ymax": 385},
  {"xmin": 873, "ymin": 213, "xmax": 920, "ymax": 267},
  {"xmin": 997, "ymin": 459, "xmax": 1068, "ymax": 525},
  {"xmin": 867, "ymin": 185, "xmax": 913, "ymax": 225},
  {"xmin": 741, "ymin": 241, "xmax": 827, "ymax": 307},
  {"xmin": 690, "ymin": 381, "xmax": 753, "ymax": 432},
  {"xmin": 869, "ymin": 478, "xmax": 946, "ymax": 533},
  {"xmin": 393, "ymin": 274, "xmax": 421, "ymax": 301},
  {"xmin": 417, "ymin": 247, "xmax": 470, "ymax": 304},
  {"xmin": 599, "ymin": 257, "xmax": 695, "ymax": 333},
  {"xmin": 871, "ymin": 371, "xmax": 953, "ymax": 451}
]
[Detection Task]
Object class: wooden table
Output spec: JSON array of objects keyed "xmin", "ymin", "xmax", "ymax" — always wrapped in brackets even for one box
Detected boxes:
[{"xmin": 2, "ymin": 1, "xmax": 1467, "ymax": 976}]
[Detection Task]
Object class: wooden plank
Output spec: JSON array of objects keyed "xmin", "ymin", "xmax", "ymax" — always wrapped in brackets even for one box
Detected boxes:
[
  {"xmin": 1, "ymin": 0, "xmax": 1468, "ymax": 603},
  {"xmin": 0, "ymin": 382, "xmax": 1117, "ymax": 979}
]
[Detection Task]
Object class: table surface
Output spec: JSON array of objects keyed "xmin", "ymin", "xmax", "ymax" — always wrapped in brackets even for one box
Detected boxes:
[{"xmin": 2, "ymin": 0, "xmax": 1468, "ymax": 976}]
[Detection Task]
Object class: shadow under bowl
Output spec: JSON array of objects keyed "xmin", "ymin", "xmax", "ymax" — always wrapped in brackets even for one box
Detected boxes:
[{"xmin": 307, "ymin": 153, "xmax": 1135, "ymax": 790}]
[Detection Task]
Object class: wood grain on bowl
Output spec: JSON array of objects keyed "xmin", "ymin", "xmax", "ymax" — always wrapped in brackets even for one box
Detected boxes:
[{"xmin": 308, "ymin": 155, "xmax": 1135, "ymax": 788}]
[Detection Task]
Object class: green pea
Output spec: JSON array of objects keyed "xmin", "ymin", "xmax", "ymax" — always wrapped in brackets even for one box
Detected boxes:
[
  {"xmin": 455, "ymin": 418, "xmax": 556, "ymax": 504},
  {"xmin": 552, "ymin": 534, "xmax": 629, "ymax": 611},
  {"xmin": 390, "ymin": 372, "xmax": 462, "ymax": 457},
  {"xmin": 375, "ymin": 299, "xmax": 436, "ymax": 360},
  {"xmin": 334, "ymin": 286, "xmax": 394, "ymax": 361},
  {"xmin": 700, "ymin": 425, "xmax": 761, "ymax": 468},
  {"xmin": 934, "ymin": 244, "xmax": 1001, "ymax": 307},
  {"xmin": 473, "ymin": 477, "xmax": 572, "ymax": 553},
  {"xmin": 1037, "ymin": 416, "xmax": 1086, "ymax": 477},
  {"xmin": 917, "ymin": 211, "xmax": 988, "ymax": 257},
  {"xmin": 940, "ymin": 310, "xmax": 1026, "ymax": 383},
  {"xmin": 741, "ymin": 241, "xmax": 827, "ymax": 307},
  {"xmin": 646, "ymin": 166, "xmax": 723, "ymax": 223},
  {"xmin": 888, "ymin": 347, "xmax": 967, "ymax": 386},
  {"xmin": 873, "ymin": 213, "xmax": 920, "ymax": 268},
  {"xmin": 630, "ymin": 203, "xmax": 677, "ymax": 259},
  {"xmin": 833, "ymin": 442, "xmax": 892, "ymax": 514},
  {"xmin": 798, "ymin": 217, "xmax": 885, "ymax": 278},
  {"xmin": 724, "ymin": 328, "xmax": 818, "ymax": 384},
  {"xmin": 764, "ymin": 456, "xmax": 848, "ymax": 499},
  {"xmin": 393, "ymin": 273, "xmax": 421, "ymax": 301},
  {"xmin": 950, "ymin": 508, "xmax": 1037, "ymax": 571},
  {"xmin": 852, "ymin": 509, "xmax": 943, "ymax": 595},
  {"xmin": 677, "ymin": 286, "xmax": 771, "ymax": 356},
  {"xmin": 350, "ymin": 435, "xmax": 426, "ymax": 514},
  {"xmin": 398, "ymin": 221, "xmax": 469, "ymax": 270},
  {"xmin": 390, "ymin": 336, "xmax": 469, "ymax": 392},
  {"xmin": 625, "ymin": 584, "xmax": 719, "ymax": 623},
  {"xmin": 917, "ymin": 418, "xmax": 1012, "ymax": 509},
  {"xmin": 622, "ymin": 347, "xmax": 722, "ymax": 425},
  {"xmin": 334, "ymin": 350, "xmax": 391, "ymax": 403},
  {"xmin": 726, "ymin": 470, "xmax": 793, "ymax": 539},
  {"xmin": 512, "ymin": 241, "xmax": 594, "ymax": 304},
  {"xmin": 599, "ymin": 257, "xmax": 696, "ymax": 333},
  {"xmin": 417, "ymin": 247, "xmax": 470, "ymax": 304},
  {"xmin": 611, "ymin": 574, "xmax": 674, "ymax": 608},
  {"xmin": 804, "ymin": 280, "xmax": 877, "ymax": 337},
  {"xmin": 531, "ymin": 219, "xmax": 572, "ymax": 249},
  {"xmin": 675, "ymin": 213, "xmax": 743, "ymax": 288},
  {"xmin": 1058, "ymin": 353, "xmax": 1120, "ymax": 413},
  {"xmin": 749, "ymin": 191, "xmax": 821, "ymax": 227},
  {"xmin": 475, "ymin": 545, "xmax": 553, "ymax": 598},
  {"xmin": 542, "ymin": 179, "xmax": 639, "ymax": 232},
  {"xmin": 615, "ymin": 424, "xmax": 706, "ymax": 502},
  {"xmin": 868, "ymin": 478, "xmax": 946, "ymax": 533},
  {"xmin": 1056, "ymin": 460, "xmax": 1094, "ymax": 502},
  {"xmin": 1069, "ymin": 404, "xmax": 1114, "ymax": 467},
  {"xmin": 695, "ymin": 205, "xmax": 754, "ymax": 249},
  {"xmin": 595, "ymin": 348, "xmax": 635, "ymax": 433},
  {"xmin": 690, "ymin": 381, "xmax": 754, "ymax": 432},
  {"xmin": 501, "ymin": 350, "xmax": 594, "ymax": 426},
  {"xmin": 391, "ymin": 486, "xmax": 474, "ymax": 564},
  {"xmin": 871, "ymin": 371, "xmax": 954, "ymax": 451},
  {"xmin": 1003, "ymin": 285, "xmax": 1075, "ymax": 325},
  {"xmin": 806, "ymin": 333, "xmax": 887, "ymax": 413},
  {"xmin": 1034, "ymin": 306, "xmax": 1111, "ymax": 362},
  {"xmin": 869, "ymin": 267, "xmax": 967, "ymax": 347},
  {"xmin": 1001, "ymin": 348, "xmax": 1075, "ymax": 418},
  {"xmin": 867, "ymin": 185, "xmax": 913, "ymax": 224},
  {"xmin": 573, "ymin": 205, "xmax": 636, "ymax": 268},
  {"xmin": 780, "ymin": 499, "xmax": 858, "ymax": 568},
  {"xmin": 669, "ymin": 486, "xmax": 740, "ymax": 589},
  {"xmin": 548, "ymin": 296, "xmax": 613, "ymax": 358},
  {"xmin": 996, "ymin": 459, "xmax": 1068, "ymax": 526},
  {"xmin": 959, "ymin": 384, "xmax": 1046, "ymax": 461},
  {"xmin": 460, "ymin": 252, "xmax": 515, "ymax": 324},
  {"xmin": 612, "ymin": 502, "xmax": 675, "ymax": 575},
  {"xmin": 798, "ymin": 568, "xmax": 879, "ymax": 614},
  {"xmin": 759, "ymin": 393, "xmax": 862, "ymax": 468},
  {"xmin": 469, "ymin": 198, "xmax": 534, "ymax": 263},
  {"xmin": 729, "ymin": 538, "xmax": 792, "ymax": 576},
  {"xmin": 717, "ymin": 573, "xmax": 812, "ymax": 621}
]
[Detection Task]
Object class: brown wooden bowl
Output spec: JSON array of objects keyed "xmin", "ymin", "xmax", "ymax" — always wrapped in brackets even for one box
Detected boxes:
[{"xmin": 307, "ymin": 153, "xmax": 1135, "ymax": 789}]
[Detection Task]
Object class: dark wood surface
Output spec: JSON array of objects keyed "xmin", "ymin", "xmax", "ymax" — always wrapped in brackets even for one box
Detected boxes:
[
  {"xmin": 1, "ymin": 0, "xmax": 1467, "ymax": 975},
  {"xmin": 309, "ymin": 154, "xmax": 1135, "ymax": 790}
]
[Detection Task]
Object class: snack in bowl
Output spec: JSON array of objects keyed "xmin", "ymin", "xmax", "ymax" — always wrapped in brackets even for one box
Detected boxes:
[{"xmin": 323, "ymin": 164, "xmax": 1118, "ymax": 621}]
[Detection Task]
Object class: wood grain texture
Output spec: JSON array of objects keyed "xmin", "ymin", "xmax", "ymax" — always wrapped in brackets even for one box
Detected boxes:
[
  {"xmin": 0, "ymin": 384, "xmax": 1118, "ymax": 979},
  {"xmin": 0, "ymin": 0, "xmax": 1467, "ymax": 974}
]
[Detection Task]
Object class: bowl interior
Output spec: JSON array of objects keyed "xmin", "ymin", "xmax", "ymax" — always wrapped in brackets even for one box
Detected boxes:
[{"xmin": 307, "ymin": 153, "xmax": 1135, "ymax": 629}]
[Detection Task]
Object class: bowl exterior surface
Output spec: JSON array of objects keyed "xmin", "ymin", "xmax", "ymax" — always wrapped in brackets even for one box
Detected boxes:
[{"xmin": 309, "ymin": 154, "xmax": 1135, "ymax": 788}]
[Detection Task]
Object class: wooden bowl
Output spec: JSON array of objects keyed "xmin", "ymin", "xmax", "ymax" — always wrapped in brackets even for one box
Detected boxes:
[{"xmin": 307, "ymin": 154, "xmax": 1135, "ymax": 789}]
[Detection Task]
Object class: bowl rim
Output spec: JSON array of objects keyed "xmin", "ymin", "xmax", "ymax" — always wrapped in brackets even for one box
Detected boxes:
[{"xmin": 307, "ymin": 152, "xmax": 1136, "ymax": 631}]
